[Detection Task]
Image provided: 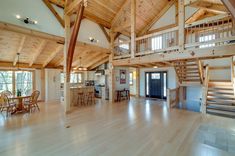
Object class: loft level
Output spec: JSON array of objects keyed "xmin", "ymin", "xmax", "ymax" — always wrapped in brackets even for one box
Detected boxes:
[{"xmin": 113, "ymin": 14, "xmax": 235, "ymax": 64}]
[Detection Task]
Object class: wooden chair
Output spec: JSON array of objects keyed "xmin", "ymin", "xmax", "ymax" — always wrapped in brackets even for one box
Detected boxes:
[
  {"xmin": 0, "ymin": 93, "xmax": 16, "ymax": 117},
  {"xmin": 87, "ymin": 91, "xmax": 95, "ymax": 105},
  {"xmin": 77, "ymin": 92, "xmax": 85, "ymax": 107},
  {"xmin": 24, "ymin": 90, "xmax": 40, "ymax": 113}
]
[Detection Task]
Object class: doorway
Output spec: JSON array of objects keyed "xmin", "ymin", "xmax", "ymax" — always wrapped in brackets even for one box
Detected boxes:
[{"xmin": 145, "ymin": 71, "xmax": 167, "ymax": 99}]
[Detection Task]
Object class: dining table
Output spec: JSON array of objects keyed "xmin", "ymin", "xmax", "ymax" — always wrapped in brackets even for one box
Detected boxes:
[{"xmin": 9, "ymin": 95, "xmax": 31, "ymax": 114}]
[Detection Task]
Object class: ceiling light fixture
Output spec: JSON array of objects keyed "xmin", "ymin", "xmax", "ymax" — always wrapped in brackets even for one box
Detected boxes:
[
  {"xmin": 77, "ymin": 57, "xmax": 87, "ymax": 71},
  {"xmin": 16, "ymin": 15, "xmax": 38, "ymax": 25},
  {"xmin": 153, "ymin": 66, "xmax": 158, "ymax": 68},
  {"xmin": 89, "ymin": 37, "xmax": 99, "ymax": 43}
]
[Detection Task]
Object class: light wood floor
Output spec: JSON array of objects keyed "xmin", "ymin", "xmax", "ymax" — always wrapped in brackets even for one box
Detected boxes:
[{"xmin": 0, "ymin": 97, "xmax": 235, "ymax": 156}]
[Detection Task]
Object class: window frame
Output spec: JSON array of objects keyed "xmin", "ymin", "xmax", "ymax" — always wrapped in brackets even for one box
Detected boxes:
[
  {"xmin": 0, "ymin": 69, "xmax": 35, "ymax": 95},
  {"xmin": 129, "ymin": 72, "xmax": 133, "ymax": 86}
]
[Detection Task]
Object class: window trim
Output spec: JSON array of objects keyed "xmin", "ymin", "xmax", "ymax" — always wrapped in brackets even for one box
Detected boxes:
[{"xmin": 129, "ymin": 72, "xmax": 133, "ymax": 86}]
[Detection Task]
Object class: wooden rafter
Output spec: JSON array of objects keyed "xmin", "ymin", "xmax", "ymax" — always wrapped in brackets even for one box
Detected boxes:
[
  {"xmin": 98, "ymin": 24, "xmax": 110, "ymax": 42},
  {"xmin": 111, "ymin": 0, "xmax": 130, "ymax": 27},
  {"xmin": 138, "ymin": 0, "xmax": 176, "ymax": 36},
  {"xmin": 29, "ymin": 40, "xmax": 47, "ymax": 66},
  {"xmin": 43, "ymin": 0, "xmax": 65, "ymax": 27},
  {"xmin": 88, "ymin": 57, "xmax": 109, "ymax": 70},
  {"xmin": 84, "ymin": 12, "xmax": 111, "ymax": 28},
  {"xmin": 43, "ymin": 45, "xmax": 63, "ymax": 67},
  {"xmin": 93, "ymin": 0, "xmax": 116, "ymax": 14},
  {"xmin": 189, "ymin": 0, "xmax": 227, "ymax": 14},
  {"xmin": 65, "ymin": 0, "xmax": 86, "ymax": 15},
  {"xmin": 113, "ymin": 22, "xmax": 130, "ymax": 33},
  {"xmin": 186, "ymin": 9, "xmax": 207, "ymax": 24},
  {"xmin": 221, "ymin": 0, "xmax": 235, "ymax": 19},
  {"xmin": 49, "ymin": 0, "xmax": 65, "ymax": 8},
  {"xmin": 13, "ymin": 35, "xmax": 26, "ymax": 66}
]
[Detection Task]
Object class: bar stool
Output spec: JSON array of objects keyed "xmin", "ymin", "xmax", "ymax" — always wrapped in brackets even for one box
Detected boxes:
[
  {"xmin": 77, "ymin": 92, "xmax": 85, "ymax": 107},
  {"xmin": 87, "ymin": 91, "xmax": 94, "ymax": 105}
]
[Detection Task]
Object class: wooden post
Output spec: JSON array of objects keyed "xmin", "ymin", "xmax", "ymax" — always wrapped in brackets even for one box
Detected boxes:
[
  {"xmin": 63, "ymin": 14, "xmax": 71, "ymax": 113},
  {"xmin": 41, "ymin": 68, "xmax": 45, "ymax": 101},
  {"xmin": 179, "ymin": 86, "xmax": 186, "ymax": 105},
  {"xmin": 136, "ymin": 68, "xmax": 140, "ymax": 97},
  {"xmin": 131, "ymin": 0, "xmax": 136, "ymax": 58},
  {"xmin": 178, "ymin": 0, "xmax": 185, "ymax": 52},
  {"xmin": 167, "ymin": 89, "xmax": 170, "ymax": 108},
  {"xmin": 109, "ymin": 31, "xmax": 115, "ymax": 102}
]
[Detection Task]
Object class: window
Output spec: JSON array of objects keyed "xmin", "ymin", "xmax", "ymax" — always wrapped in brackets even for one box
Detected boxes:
[
  {"xmin": 199, "ymin": 34, "xmax": 215, "ymax": 48},
  {"xmin": 151, "ymin": 36, "xmax": 163, "ymax": 50},
  {"xmin": 0, "ymin": 70, "xmax": 33, "ymax": 95},
  {"xmin": 151, "ymin": 73, "xmax": 160, "ymax": 79},
  {"xmin": 15, "ymin": 71, "xmax": 33, "ymax": 96},
  {"xmin": 129, "ymin": 72, "xmax": 133, "ymax": 85},
  {"xmin": 0, "ymin": 71, "xmax": 13, "ymax": 93},
  {"xmin": 119, "ymin": 39, "xmax": 129, "ymax": 50},
  {"xmin": 60, "ymin": 73, "xmax": 83, "ymax": 83}
]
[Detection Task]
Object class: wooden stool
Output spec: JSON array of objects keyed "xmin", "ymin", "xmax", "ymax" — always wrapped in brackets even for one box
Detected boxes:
[
  {"xmin": 77, "ymin": 92, "xmax": 85, "ymax": 107},
  {"xmin": 87, "ymin": 92, "xmax": 94, "ymax": 105}
]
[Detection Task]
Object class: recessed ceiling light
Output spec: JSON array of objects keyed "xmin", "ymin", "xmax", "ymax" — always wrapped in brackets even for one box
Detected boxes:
[
  {"xmin": 34, "ymin": 20, "xmax": 38, "ymax": 24},
  {"xmin": 153, "ymin": 66, "xmax": 158, "ymax": 68},
  {"xmin": 16, "ymin": 14, "xmax": 21, "ymax": 19}
]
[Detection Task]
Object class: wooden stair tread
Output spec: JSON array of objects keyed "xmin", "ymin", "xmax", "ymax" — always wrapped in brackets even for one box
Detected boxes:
[
  {"xmin": 207, "ymin": 89, "xmax": 234, "ymax": 94},
  {"xmin": 207, "ymin": 94, "xmax": 235, "ymax": 99},
  {"xmin": 207, "ymin": 104, "xmax": 235, "ymax": 110},
  {"xmin": 206, "ymin": 109, "xmax": 235, "ymax": 117}
]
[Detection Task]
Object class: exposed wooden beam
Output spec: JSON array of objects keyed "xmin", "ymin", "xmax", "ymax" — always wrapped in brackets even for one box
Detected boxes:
[
  {"xmin": 0, "ymin": 22, "xmax": 64, "ymax": 43},
  {"xmin": 88, "ymin": 57, "xmax": 109, "ymax": 70},
  {"xmin": 84, "ymin": 12, "xmax": 111, "ymax": 28},
  {"xmin": 49, "ymin": 0, "xmax": 65, "ymax": 8},
  {"xmin": 65, "ymin": 0, "xmax": 87, "ymax": 15},
  {"xmin": 114, "ymin": 32, "xmax": 121, "ymax": 41},
  {"xmin": 113, "ymin": 22, "xmax": 130, "ymax": 33},
  {"xmin": 43, "ymin": 45, "xmax": 63, "ymax": 67},
  {"xmin": 112, "ymin": 44, "xmax": 235, "ymax": 66},
  {"xmin": 13, "ymin": 35, "xmax": 26, "ymax": 66},
  {"xmin": 190, "ymin": 0, "xmax": 227, "ymax": 14},
  {"xmin": 186, "ymin": 9, "xmax": 207, "ymax": 24},
  {"xmin": 29, "ymin": 40, "xmax": 47, "ymax": 67},
  {"xmin": 131, "ymin": 0, "xmax": 136, "ymax": 58},
  {"xmin": 111, "ymin": 0, "xmax": 130, "ymax": 27},
  {"xmin": 138, "ymin": 0, "xmax": 176, "ymax": 36},
  {"xmin": 66, "ymin": 3, "xmax": 84, "ymax": 75},
  {"xmin": 98, "ymin": 24, "xmax": 110, "ymax": 42},
  {"xmin": 54, "ymin": 56, "xmax": 64, "ymax": 67},
  {"xmin": 0, "ymin": 61, "xmax": 43, "ymax": 69},
  {"xmin": 221, "ymin": 0, "xmax": 235, "ymax": 19},
  {"xmin": 83, "ymin": 52, "xmax": 108, "ymax": 67},
  {"xmin": 43, "ymin": 0, "xmax": 65, "ymax": 27}
]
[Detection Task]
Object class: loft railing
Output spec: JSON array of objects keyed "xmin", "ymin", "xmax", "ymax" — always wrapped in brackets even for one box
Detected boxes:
[
  {"xmin": 113, "ymin": 14, "xmax": 235, "ymax": 60},
  {"xmin": 185, "ymin": 14, "xmax": 235, "ymax": 49},
  {"xmin": 135, "ymin": 27, "xmax": 179, "ymax": 56},
  {"xmin": 113, "ymin": 40, "xmax": 131, "ymax": 59}
]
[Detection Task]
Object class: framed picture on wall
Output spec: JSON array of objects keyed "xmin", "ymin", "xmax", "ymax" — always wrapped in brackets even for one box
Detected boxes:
[{"xmin": 120, "ymin": 70, "xmax": 126, "ymax": 84}]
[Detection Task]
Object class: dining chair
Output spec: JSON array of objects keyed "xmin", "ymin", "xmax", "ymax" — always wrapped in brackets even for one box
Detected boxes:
[
  {"xmin": 1, "ymin": 90, "xmax": 16, "ymax": 105},
  {"xmin": 24, "ymin": 90, "xmax": 40, "ymax": 113},
  {"xmin": 0, "ymin": 93, "xmax": 16, "ymax": 117}
]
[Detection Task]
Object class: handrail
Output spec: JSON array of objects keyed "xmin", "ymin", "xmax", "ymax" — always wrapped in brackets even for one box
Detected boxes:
[
  {"xmin": 185, "ymin": 14, "xmax": 230, "ymax": 28},
  {"xmin": 231, "ymin": 57, "xmax": 235, "ymax": 96},
  {"xmin": 167, "ymin": 87, "xmax": 179, "ymax": 108},
  {"xmin": 201, "ymin": 65, "xmax": 209, "ymax": 114},
  {"xmin": 136, "ymin": 26, "xmax": 179, "ymax": 41}
]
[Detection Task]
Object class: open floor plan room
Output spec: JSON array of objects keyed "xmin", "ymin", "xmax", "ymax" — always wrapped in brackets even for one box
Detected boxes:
[{"xmin": 0, "ymin": 0, "xmax": 235, "ymax": 155}]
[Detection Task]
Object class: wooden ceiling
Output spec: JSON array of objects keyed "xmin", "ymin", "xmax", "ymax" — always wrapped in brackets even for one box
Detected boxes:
[{"xmin": 0, "ymin": 22, "xmax": 110, "ymax": 70}]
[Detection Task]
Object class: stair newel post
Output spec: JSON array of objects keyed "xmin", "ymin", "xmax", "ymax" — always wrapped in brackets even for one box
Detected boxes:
[{"xmin": 201, "ymin": 65, "xmax": 209, "ymax": 114}]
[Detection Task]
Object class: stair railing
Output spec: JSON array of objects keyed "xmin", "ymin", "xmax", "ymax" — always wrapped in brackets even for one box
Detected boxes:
[
  {"xmin": 201, "ymin": 65, "xmax": 209, "ymax": 114},
  {"xmin": 231, "ymin": 57, "xmax": 235, "ymax": 96},
  {"xmin": 197, "ymin": 59, "xmax": 204, "ymax": 84}
]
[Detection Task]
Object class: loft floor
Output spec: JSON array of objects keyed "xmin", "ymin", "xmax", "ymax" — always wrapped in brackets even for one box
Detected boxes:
[{"xmin": 0, "ymin": 98, "xmax": 235, "ymax": 156}]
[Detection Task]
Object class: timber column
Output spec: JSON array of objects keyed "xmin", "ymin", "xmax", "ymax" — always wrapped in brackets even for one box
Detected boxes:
[
  {"xmin": 178, "ymin": 0, "xmax": 185, "ymax": 52},
  {"xmin": 109, "ymin": 30, "xmax": 115, "ymax": 102}
]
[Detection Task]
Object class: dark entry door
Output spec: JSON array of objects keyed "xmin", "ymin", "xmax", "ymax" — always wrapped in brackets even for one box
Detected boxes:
[{"xmin": 146, "ymin": 71, "xmax": 167, "ymax": 99}]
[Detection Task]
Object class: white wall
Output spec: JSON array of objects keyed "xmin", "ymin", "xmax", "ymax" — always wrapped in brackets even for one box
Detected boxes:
[
  {"xmin": 45, "ymin": 69, "xmax": 61, "ymax": 101},
  {"xmin": 139, "ymin": 67, "xmax": 177, "ymax": 97},
  {"xmin": 129, "ymin": 68, "xmax": 137, "ymax": 95},
  {"xmin": 149, "ymin": 5, "xmax": 198, "ymax": 31},
  {"xmin": 114, "ymin": 67, "xmax": 130, "ymax": 90}
]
